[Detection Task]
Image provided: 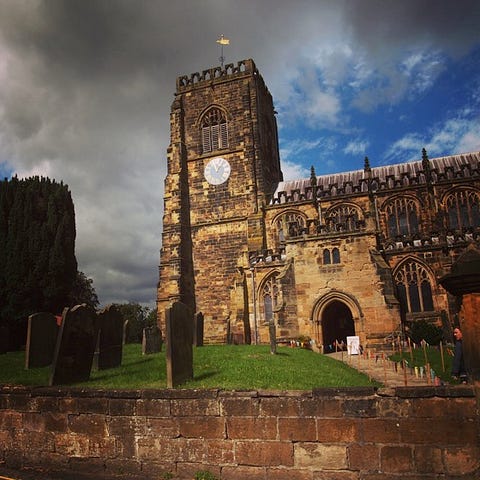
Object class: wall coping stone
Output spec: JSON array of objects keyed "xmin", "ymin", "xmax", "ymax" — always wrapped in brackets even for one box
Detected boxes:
[{"xmin": 0, "ymin": 384, "xmax": 475, "ymax": 399}]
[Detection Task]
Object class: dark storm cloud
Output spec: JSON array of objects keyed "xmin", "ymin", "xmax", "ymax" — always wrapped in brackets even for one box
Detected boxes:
[
  {"xmin": 344, "ymin": 0, "xmax": 480, "ymax": 57},
  {"xmin": 0, "ymin": 0, "xmax": 479, "ymax": 306}
]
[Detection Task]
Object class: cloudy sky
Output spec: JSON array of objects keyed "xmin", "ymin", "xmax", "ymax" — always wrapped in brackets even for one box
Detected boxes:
[{"xmin": 0, "ymin": 0, "xmax": 479, "ymax": 308}]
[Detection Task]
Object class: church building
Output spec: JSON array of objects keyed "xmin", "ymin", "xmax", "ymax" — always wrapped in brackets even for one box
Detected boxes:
[{"xmin": 157, "ymin": 58, "xmax": 480, "ymax": 351}]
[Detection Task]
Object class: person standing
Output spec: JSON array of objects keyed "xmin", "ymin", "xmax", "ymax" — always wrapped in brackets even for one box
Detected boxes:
[{"xmin": 452, "ymin": 327, "xmax": 468, "ymax": 383}]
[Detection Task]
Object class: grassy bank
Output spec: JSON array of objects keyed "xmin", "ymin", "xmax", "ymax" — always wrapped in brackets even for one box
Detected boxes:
[{"xmin": 0, "ymin": 344, "xmax": 379, "ymax": 389}]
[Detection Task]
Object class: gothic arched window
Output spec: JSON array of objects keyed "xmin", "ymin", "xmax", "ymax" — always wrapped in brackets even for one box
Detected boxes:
[
  {"xmin": 322, "ymin": 247, "xmax": 341, "ymax": 265},
  {"xmin": 327, "ymin": 204, "xmax": 362, "ymax": 232},
  {"xmin": 323, "ymin": 249, "xmax": 331, "ymax": 265},
  {"xmin": 445, "ymin": 189, "xmax": 480, "ymax": 230},
  {"xmin": 384, "ymin": 197, "xmax": 419, "ymax": 238},
  {"xmin": 201, "ymin": 108, "xmax": 228, "ymax": 153},
  {"xmin": 260, "ymin": 273, "xmax": 280, "ymax": 324},
  {"xmin": 394, "ymin": 260, "xmax": 434, "ymax": 313},
  {"xmin": 274, "ymin": 211, "xmax": 307, "ymax": 243}
]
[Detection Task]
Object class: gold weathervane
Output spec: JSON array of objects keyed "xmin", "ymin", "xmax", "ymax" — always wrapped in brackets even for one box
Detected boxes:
[{"xmin": 216, "ymin": 34, "xmax": 230, "ymax": 67}]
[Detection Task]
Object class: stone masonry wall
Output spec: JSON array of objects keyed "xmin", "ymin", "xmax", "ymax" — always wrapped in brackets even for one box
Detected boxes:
[{"xmin": 0, "ymin": 386, "xmax": 478, "ymax": 479}]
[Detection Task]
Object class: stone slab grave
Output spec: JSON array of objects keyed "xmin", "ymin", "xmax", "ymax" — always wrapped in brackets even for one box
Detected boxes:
[
  {"xmin": 142, "ymin": 325, "xmax": 162, "ymax": 354},
  {"xmin": 193, "ymin": 311, "xmax": 204, "ymax": 346},
  {"xmin": 166, "ymin": 301, "xmax": 193, "ymax": 388},
  {"xmin": 49, "ymin": 304, "xmax": 100, "ymax": 386},
  {"xmin": 0, "ymin": 324, "xmax": 9, "ymax": 354},
  {"xmin": 97, "ymin": 304, "xmax": 124, "ymax": 370},
  {"xmin": 25, "ymin": 312, "xmax": 59, "ymax": 368}
]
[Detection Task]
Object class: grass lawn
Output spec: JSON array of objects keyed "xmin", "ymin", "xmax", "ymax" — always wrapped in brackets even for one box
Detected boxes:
[{"xmin": 0, "ymin": 344, "xmax": 379, "ymax": 390}]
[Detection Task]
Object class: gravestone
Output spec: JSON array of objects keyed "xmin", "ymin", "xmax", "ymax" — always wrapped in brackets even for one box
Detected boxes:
[
  {"xmin": 0, "ymin": 324, "xmax": 9, "ymax": 354},
  {"xmin": 142, "ymin": 325, "xmax": 162, "ymax": 354},
  {"xmin": 97, "ymin": 305, "xmax": 124, "ymax": 369},
  {"xmin": 25, "ymin": 312, "xmax": 59, "ymax": 368},
  {"xmin": 269, "ymin": 320, "xmax": 277, "ymax": 355},
  {"xmin": 193, "ymin": 311, "xmax": 204, "ymax": 346},
  {"xmin": 166, "ymin": 301, "xmax": 193, "ymax": 388},
  {"xmin": 49, "ymin": 304, "xmax": 100, "ymax": 386},
  {"xmin": 123, "ymin": 319, "xmax": 129, "ymax": 345}
]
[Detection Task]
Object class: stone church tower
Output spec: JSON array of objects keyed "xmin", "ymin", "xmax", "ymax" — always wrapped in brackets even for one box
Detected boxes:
[
  {"xmin": 157, "ymin": 59, "xmax": 282, "ymax": 342},
  {"xmin": 158, "ymin": 58, "xmax": 480, "ymax": 350}
]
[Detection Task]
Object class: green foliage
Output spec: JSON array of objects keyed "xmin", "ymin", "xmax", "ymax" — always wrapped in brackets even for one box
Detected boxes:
[
  {"xmin": 390, "ymin": 344, "xmax": 453, "ymax": 383},
  {"xmin": 160, "ymin": 473, "xmax": 174, "ymax": 480},
  {"xmin": 0, "ymin": 176, "xmax": 82, "ymax": 349},
  {"xmin": 114, "ymin": 303, "xmax": 155, "ymax": 343},
  {"xmin": 69, "ymin": 271, "xmax": 99, "ymax": 310},
  {"xmin": 408, "ymin": 320, "xmax": 444, "ymax": 345},
  {"xmin": 194, "ymin": 471, "xmax": 218, "ymax": 480}
]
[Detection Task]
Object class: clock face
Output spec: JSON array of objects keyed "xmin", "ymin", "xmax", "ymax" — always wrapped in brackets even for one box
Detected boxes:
[{"xmin": 204, "ymin": 157, "xmax": 231, "ymax": 185}]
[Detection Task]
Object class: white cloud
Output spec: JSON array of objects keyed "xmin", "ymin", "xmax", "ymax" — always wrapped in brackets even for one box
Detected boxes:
[
  {"xmin": 280, "ymin": 160, "xmax": 310, "ymax": 182},
  {"xmin": 344, "ymin": 139, "xmax": 370, "ymax": 156},
  {"xmin": 401, "ymin": 50, "xmax": 445, "ymax": 95},
  {"xmin": 384, "ymin": 109, "xmax": 480, "ymax": 164}
]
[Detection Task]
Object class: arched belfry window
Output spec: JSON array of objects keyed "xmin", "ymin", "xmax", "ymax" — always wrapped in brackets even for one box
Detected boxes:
[
  {"xmin": 201, "ymin": 108, "xmax": 228, "ymax": 153},
  {"xmin": 445, "ymin": 189, "xmax": 480, "ymax": 230},
  {"xmin": 384, "ymin": 197, "xmax": 419, "ymax": 238},
  {"xmin": 394, "ymin": 260, "xmax": 434, "ymax": 313},
  {"xmin": 260, "ymin": 273, "xmax": 280, "ymax": 324}
]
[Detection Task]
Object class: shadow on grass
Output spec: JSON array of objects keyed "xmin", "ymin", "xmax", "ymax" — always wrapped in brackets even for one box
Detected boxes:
[{"xmin": 193, "ymin": 371, "xmax": 219, "ymax": 381}]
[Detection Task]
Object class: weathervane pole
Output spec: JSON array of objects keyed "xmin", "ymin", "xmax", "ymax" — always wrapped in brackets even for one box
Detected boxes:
[{"xmin": 216, "ymin": 34, "xmax": 230, "ymax": 67}]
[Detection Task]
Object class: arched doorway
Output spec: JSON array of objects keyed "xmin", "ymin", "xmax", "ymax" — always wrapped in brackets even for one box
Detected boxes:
[{"xmin": 321, "ymin": 301, "xmax": 355, "ymax": 352}]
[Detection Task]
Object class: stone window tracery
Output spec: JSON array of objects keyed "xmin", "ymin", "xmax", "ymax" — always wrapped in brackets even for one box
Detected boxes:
[
  {"xmin": 384, "ymin": 197, "xmax": 419, "ymax": 238},
  {"xmin": 326, "ymin": 204, "xmax": 362, "ymax": 232},
  {"xmin": 394, "ymin": 260, "xmax": 434, "ymax": 313},
  {"xmin": 445, "ymin": 189, "xmax": 480, "ymax": 230},
  {"xmin": 260, "ymin": 273, "xmax": 280, "ymax": 325},
  {"xmin": 274, "ymin": 211, "xmax": 307, "ymax": 243},
  {"xmin": 201, "ymin": 108, "xmax": 228, "ymax": 153}
]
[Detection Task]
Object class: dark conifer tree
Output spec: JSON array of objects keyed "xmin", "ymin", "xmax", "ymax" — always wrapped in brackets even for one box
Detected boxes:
[{"xmin": 0, "ymin": 176, "xmax": 84, "ymax": 349}]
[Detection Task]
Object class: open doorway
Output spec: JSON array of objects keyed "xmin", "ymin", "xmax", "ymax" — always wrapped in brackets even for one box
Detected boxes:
[{"xmin": 321, "ymin": 300, "xmax": 355, "ymax": 352}]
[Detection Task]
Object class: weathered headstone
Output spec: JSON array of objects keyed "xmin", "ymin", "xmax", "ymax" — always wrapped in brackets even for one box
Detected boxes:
[
  {"xmin": 193, "ymin": 311, "xmax": 204, "ymax": 346},
  {"xmin": 122, "ymin": 319, "xmax": 129, "ymax": 345},
  {"xmin": 142, "ymin": 325, "xmax": 162, "ymax": 354},
  {"xmin": 49, "ymin": 304, "xmax": 100, "ymax": 386},
  {"xmin": 0, "ymin": 324, "xmax": 9, "ymax": 354},
  {"xmin": 166, "ymin": 301, "xmax": 193, "ymax": 388},
  {"xmin": 97, "ymin": 305, "xmax": 124, "ymax": 370},
  {"xmin": 25, "ymin": 312, "xmax": 59, "ymax": 368},
  {"xmin": 269, "ymin": 320, "xmax": 277, "ymax": 355}
]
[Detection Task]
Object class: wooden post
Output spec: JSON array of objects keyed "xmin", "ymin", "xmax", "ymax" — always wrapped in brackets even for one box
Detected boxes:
[{"xmin": 440, "ymin": 341, "xmax": 445, "ymax": 372}]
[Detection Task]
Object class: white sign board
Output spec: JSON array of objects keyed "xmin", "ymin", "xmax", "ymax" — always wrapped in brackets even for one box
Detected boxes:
[{"xmin": 347, "ymin": 336, "xmax": 360, "ymax": 355}]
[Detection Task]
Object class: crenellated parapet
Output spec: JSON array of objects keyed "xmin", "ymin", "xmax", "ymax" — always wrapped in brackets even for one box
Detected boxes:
[
  {"xmin": 176, "ymin": 58, "xmax": 257, "ymax": 92},
  {"xmin": 271, "ymin": 151, "xmax": 480, "ymax": 205},
  {"xmin": 249, "ymin": 247, "xmax": 287, "ymax": 267},
  {"xmin": 382, "ymin": 227, "xmax": 480, "ymax": 254}
]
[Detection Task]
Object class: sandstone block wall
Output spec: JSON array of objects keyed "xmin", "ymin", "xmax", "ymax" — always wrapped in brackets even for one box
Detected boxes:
[{"xmin": 0, "ymin": 386, "xmax": 478, "ymax": 479}]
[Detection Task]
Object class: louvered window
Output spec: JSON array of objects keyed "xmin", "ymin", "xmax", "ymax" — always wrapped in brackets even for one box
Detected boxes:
[{"xmin": 201, "ymin": 108, "xmax": 228, "ymax": 153}]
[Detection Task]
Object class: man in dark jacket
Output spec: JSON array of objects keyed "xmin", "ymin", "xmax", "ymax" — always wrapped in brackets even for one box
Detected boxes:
[{"xmin": 451, "ymin": 327, "xmax": 468, "ymax": 383}]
